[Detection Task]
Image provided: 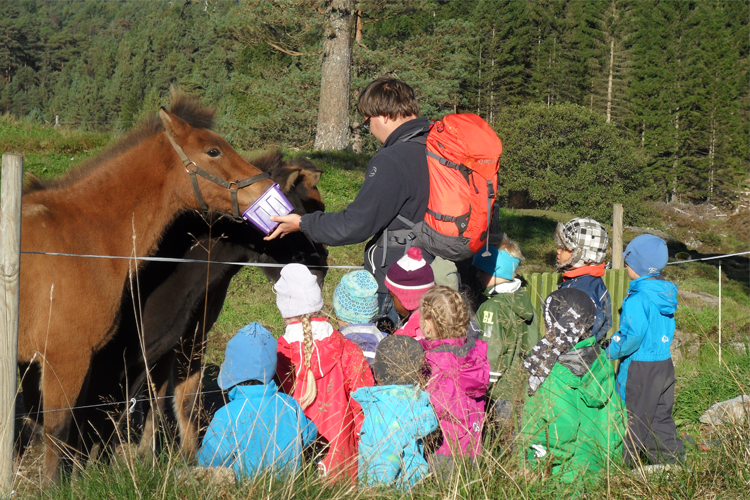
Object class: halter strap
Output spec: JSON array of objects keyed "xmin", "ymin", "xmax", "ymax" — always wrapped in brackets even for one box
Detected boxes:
[{"xmin": 163, "ymin": 127, "xmax": 271, "ymax": 219}]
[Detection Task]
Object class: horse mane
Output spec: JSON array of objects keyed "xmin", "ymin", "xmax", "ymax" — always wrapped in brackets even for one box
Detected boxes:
[{"xmin": 23, "ymin": 90, "xmax": 215, "ymax": 195}]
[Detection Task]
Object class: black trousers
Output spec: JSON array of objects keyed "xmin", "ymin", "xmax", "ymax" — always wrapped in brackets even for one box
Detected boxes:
[{"xmin": 624, "ymin": 359, "xmax": 685, "ymax": 465}]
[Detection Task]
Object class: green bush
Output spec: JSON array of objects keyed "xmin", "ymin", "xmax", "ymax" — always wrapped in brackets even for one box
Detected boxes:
[{"xmin": 494, "ymin": 103, "xmax": 652, "ymax": 224}]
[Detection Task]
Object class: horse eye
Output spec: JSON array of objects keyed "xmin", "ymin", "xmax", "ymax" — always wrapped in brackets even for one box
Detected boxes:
[{"xmin": 207, "ymin": 149, "xmax": 221, "ymax": 158}]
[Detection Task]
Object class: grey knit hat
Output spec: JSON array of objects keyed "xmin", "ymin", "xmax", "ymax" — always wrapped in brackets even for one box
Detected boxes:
[
  {"xmin": 274, "ymin": 263, "xmax": 324, "ymax": 318},
  {"xmin": 554, "ymin": 218, "xmax": 609, "ymax": 270}
]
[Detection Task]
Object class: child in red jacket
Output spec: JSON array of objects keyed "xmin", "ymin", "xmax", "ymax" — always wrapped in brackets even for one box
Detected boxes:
[{"xmin": 274, "ymin": 264, "xmax": 375, "ymax": 482}]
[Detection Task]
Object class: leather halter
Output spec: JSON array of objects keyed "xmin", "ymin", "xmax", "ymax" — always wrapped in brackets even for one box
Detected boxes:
[{"xmin": 163, "ymin": 128, "xmax": 271, "ymax": 220}]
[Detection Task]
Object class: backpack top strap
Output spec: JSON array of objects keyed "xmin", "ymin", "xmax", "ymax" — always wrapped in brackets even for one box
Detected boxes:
[
  {"xmin": 396, "ymin": 214, "xmax": 415, "ymax": 228},
  {"xmin": 400, "ymin": 123, "xmax": 431, "ymax": 144}
]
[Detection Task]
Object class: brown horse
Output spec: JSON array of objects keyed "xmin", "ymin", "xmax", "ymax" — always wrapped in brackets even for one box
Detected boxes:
[
  {"xmin": 18, "ymin": 93, "xmax": 274, "ymax": 483},
  {"xmin": 65, "ymin": 153, "xmax": 327, "ymax": 460}
]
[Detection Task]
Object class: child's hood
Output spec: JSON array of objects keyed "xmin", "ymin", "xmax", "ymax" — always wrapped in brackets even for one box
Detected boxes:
[
  {"xmin": 630, "ymin": 276, "xmax": 678, "ymax": 315},
  {"xmin": 280, "ymin": 319, "xmax": 344, "ymax": 379}
]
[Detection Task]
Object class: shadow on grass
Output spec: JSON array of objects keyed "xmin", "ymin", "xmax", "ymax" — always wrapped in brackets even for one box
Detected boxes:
[
  {"xmin": 302, "ymin": 151, "xmax": 369, "ymax": 172},
  {"xmin": 495, "ymin": 208, "xmax": 559, "ymax": 268}
]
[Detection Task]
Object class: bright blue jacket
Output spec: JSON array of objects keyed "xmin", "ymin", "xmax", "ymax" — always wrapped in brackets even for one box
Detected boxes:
[
  {"xmin": 559, "ymin": 274, "xmax": 612, "ymax": 341},
  {"xmin": 606, "ymin": 276, "xmax": 678, "ymax": 402},
  {"xmin": 351, "ymin": 385, "xmax": 438, "ymax": 488},
  {"xmin": 197, "ymin": 381, "xmax": 317, "ymax": 479}
]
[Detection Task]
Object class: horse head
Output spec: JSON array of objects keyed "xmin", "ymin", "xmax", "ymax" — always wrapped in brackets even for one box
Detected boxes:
[
  {"xmin": 159, "ymin": 103, "xmax": 274, "ymax": 218},
  {"xmin": 250, "ymin": 152, "xmax": 328, "ymax": 284}
]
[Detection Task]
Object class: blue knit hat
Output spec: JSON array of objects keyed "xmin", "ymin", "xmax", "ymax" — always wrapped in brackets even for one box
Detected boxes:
[
  {"xmin": 333, "ymin": 270, "xmax": 379, "ymax": 324},
  {"xmin": 218, "ymin": 322, "xmax": 277, "ymax": 389},
  {"xmin": 624, "ymin": 234, "xmax": 668, "ymax": 278},
  {"xmin": 472, "ymin": 246, "xmax": 521, "ymax": 281}
]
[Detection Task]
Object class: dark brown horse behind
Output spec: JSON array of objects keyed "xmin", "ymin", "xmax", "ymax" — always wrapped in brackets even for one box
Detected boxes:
[{"xmin": 18, "ymin": 93, "xmax": 274, "ymax": 483}]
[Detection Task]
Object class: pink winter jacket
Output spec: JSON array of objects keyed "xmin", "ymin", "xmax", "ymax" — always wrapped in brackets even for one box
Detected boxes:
[{"xmin": 419, "ymin": 336, "xmax": 490, "ymax": 457}]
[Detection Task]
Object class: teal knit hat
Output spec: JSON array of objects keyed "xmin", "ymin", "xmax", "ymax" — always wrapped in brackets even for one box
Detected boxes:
[{"xmin": 333, "ymin": 270, "xmax": 379, "ymax": 324}]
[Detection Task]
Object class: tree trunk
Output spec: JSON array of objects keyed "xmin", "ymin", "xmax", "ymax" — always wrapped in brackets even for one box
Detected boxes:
[
  {"xmin": 606, "ymin": 39, "xmax": 614, "ymax": 123},
  {"xmin": 477, "ymin": 42, "xmax": 482, "ymax": 115},
  {"xmin": 314, "ymin": 0, "xmax": 355, "ymax": 151},
  {"xmin": 671, "ymin": 108, "xmax": 680, "ymax": 203},
  {"xmin": 708, "ymin": 111, "xmax": 716, "ymax": 202}
]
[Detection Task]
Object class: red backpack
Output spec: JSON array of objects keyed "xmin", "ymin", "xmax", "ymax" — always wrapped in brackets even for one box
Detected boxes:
[{"xmin": 402, "ymin": 113, "xmax": 502, "ymax": 261}]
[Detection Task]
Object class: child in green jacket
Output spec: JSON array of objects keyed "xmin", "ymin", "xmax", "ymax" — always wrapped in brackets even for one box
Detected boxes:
[
  {"xmin": 473, "ymin": 236, "xmax": 540, "ymax": 426},
  {"xmin": 521, "ymin": 288, "xmax": 626, "ymax": 483}
]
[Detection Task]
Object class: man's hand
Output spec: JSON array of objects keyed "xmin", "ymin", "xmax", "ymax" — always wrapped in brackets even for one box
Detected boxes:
[{"xmin": 265, "ymin": 214, "xmax": 302, "ymax": 241}]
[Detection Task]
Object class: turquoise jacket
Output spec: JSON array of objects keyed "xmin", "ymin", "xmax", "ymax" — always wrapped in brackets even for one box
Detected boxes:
[
  {"xmin": 351, "ymin": 385, "xmax": 438, "ymax": 488},
  {"xmin": 606, "ymin": 276, "xmax": 678, "ymax": 402},
  {"xmin": 197, "ymin": 381, "xmax": 317, "ymax": 479}
]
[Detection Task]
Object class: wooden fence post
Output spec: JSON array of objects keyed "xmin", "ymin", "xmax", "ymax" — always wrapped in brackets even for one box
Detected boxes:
[
  {"xmin": 0, "ymin": 153, "xmax": 23, "ymax": 496},
  {"xmin": 612, "ymin": 203, "xmax": 623, "ymax": 269}
]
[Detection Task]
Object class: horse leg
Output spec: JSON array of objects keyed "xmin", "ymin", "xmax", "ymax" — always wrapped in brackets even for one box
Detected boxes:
[
  {"xmin": 172, "ymin": 330, "xmax": 205, "ymax": 461},
  {"xmin": 39, "ymin": 356, "xmax": 91, "ymax": 484},
  {"xmin": 15, "ymin": 362, "xmax": 43, "ymax": 459},
  {"xmin": 138, "ymin": 352, "xmax": 174, "ymax": 457},
  {"xmin": 19, "ymin": 361, "xmax": 43, "ymax": 420}
]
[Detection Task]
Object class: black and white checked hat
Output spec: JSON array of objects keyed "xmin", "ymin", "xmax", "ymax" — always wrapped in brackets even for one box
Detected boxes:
[{"xmin": 554, "ymin": 218, "xmax": 609, "ymax": 268}]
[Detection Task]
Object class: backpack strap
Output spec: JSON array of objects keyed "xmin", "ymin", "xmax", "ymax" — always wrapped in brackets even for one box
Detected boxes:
[
  {"xmin": 400, "ymin": 124, "xmax": 431, "ymax": 144},
  {"xmin": 427, "ymin": 208, "xmax": 471, "ymax": 237}
]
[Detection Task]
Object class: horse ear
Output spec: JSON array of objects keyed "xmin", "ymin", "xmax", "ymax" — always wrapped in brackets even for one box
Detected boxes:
[
  {"xmin": 283, "ymin": 170, "xmax": 301, "ymax": 193},
  {"xmin": 299, "ymin": 169, "xmax": 322, "ymax": 188},
  {"xmin": 159, "ymin": 107, "xmax": 190, "ymax": 139}
]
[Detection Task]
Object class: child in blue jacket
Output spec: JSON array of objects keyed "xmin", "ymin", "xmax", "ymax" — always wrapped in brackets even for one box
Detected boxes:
[
  {"xmin": 197, "ymin": 322, "xmax": 317, "ymax": 479},
  {"xmin": 352, "ymin": 335, "xmax": 438, "ymax": 488},
  {"xmin": 606, "ymin": 235, "xmax": 685, "ymax": 465}
]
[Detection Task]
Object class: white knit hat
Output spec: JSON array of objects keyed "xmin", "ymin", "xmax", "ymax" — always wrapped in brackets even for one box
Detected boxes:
[{"xmin": 274, "ymin": 263, "xmax": 324, "ymax": 318}]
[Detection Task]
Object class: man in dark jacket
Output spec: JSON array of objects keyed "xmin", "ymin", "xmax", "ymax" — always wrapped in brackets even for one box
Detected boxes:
[{"xmin": 266, "ymin": 78, "xmax": 430, "ymax": 321}]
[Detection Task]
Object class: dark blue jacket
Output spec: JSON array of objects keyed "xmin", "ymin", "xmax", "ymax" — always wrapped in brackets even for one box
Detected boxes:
[
  {"xmin": 559, "ymin": 274, "xmax": 612, "ymax": 341},
  {"xmin": 300, "ymin": 118, "xmax": 431, "ymax": 292}
]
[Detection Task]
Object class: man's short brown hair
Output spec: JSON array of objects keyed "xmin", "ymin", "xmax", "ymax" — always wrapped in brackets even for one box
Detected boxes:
[{"xmin": 357, "ymin": 77, "xmax": 419, "ymax": 120}]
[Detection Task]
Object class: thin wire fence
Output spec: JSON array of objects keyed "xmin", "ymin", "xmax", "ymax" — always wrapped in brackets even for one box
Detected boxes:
[{"xmin": 12, "ymin": 248, "xmax": 747, "ymax": 419}]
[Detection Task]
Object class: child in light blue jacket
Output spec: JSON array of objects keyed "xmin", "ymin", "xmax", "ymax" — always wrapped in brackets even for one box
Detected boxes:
[
  {"xmin": 352, "ymin": 335, "xmax": 438, "ymax": 488},
  {"xmin": 606, "ymin": 235, "xmax": 684, "ymax": 465},
  {"xmin": 197, "ymin": 322, "xmax": 317, "ymax": 479}
]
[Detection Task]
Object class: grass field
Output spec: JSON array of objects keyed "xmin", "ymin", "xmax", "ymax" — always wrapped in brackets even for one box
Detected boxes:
[{"xmin": 3, "ymin": 116, "xmax": 749, "ymax": 498}]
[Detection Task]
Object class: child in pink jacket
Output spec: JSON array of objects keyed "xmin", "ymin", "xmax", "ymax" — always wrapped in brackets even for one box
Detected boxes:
[{"xmin": 418, "ymin": 286, "xmax": 490, "ymax": 475}]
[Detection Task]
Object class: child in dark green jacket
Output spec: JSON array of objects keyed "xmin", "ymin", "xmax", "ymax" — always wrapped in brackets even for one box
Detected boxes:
[{"xmin": 473, "ymin": 236, "xmax": 540, "ymax": 426}]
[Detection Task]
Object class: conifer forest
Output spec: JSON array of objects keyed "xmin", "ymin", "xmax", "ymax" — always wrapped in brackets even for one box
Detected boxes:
[{"xmin": 1, "ymin": 0, "xmax": 747, "ymax": 210}]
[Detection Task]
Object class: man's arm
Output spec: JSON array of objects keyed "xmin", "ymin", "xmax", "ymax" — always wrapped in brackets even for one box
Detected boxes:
[{"xmin": 267, "ymin": 153, "xmax": 408, "ymax": 245}]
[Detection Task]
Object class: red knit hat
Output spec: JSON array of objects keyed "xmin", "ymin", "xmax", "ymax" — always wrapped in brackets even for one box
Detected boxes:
[{"xmin": 385, "ymin": 247, "xmax": 435, "ymax": 311}]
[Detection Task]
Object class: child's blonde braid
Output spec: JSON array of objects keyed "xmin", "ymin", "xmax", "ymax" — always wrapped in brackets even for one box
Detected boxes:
[{"xmin": 298, "ymin": 313, "xmax": 318, "ymax": 409}]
